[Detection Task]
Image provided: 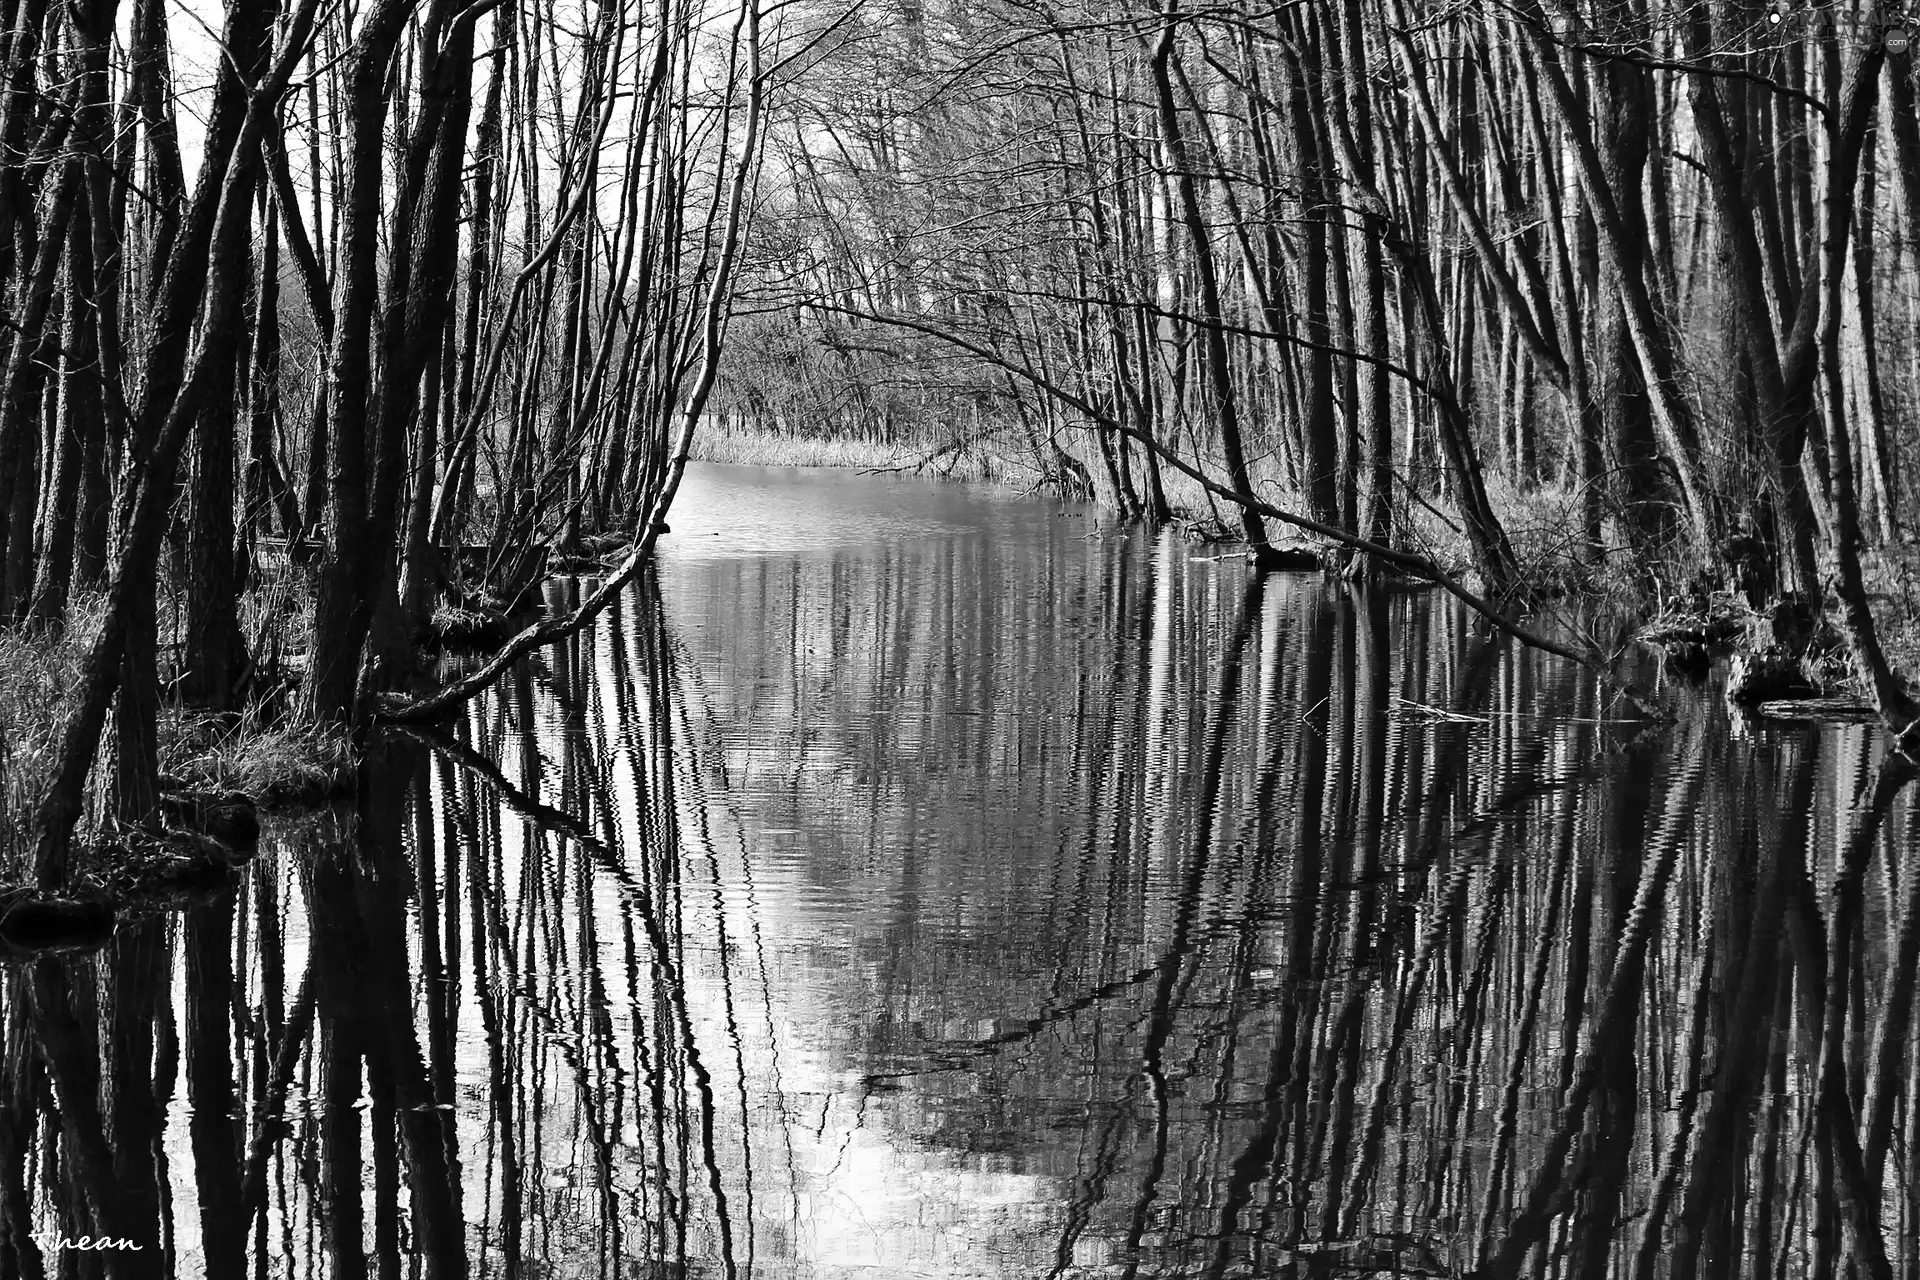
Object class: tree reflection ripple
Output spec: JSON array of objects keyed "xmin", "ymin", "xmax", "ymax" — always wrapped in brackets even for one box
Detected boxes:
[{"xmin": 3, "ymin": 465, "xmax": 1916, "ymax": 1280}]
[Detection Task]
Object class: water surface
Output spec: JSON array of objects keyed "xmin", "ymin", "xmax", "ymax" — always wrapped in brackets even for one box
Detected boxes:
[{"xmin": 5, "ymin": 462, "xmax": 1918, "ymax": 1279}]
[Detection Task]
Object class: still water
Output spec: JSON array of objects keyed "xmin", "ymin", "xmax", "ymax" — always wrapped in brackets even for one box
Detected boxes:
[{"xmin": 5, "ymin": 463, "xmax": 1919, "ymax": 1279}]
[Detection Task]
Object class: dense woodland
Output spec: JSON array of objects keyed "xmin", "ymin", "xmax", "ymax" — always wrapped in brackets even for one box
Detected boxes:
[
  {"xmin": 0, "ymin": 0, "xmax": 1917, "ymax": 885},
  {"xmin": 0, "ymin": 0, "xmax": 766, "ymax": 882},
  {"xmin": 724, "ymin": 0, "xmax": 1920, "ymax": 721}
]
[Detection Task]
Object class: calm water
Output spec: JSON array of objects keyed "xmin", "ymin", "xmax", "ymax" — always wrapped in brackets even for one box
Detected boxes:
[{"xmin": 5, "ymin": 463, "xmax": 1919, "ymax": 1279}]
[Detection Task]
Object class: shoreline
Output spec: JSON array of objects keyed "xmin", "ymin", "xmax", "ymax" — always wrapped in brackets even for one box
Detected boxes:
[
  {"xmin": 690, "ymin": 424, "xmax": 1020, "ymax": 485},
  {"xmin": 6, "ymin": 455, "xmax": 1915, "ymax": 941}
]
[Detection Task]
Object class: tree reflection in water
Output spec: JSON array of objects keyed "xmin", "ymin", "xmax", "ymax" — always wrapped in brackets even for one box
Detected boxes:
[{"xmin": 2, "ymin": 539, "xmax": 1918, "ymax": 1280}]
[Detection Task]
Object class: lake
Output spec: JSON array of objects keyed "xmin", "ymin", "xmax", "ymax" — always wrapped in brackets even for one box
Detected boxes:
[{"xmin": 4, "ymin": 462, "xmax": 1917, "ymax": 1279}]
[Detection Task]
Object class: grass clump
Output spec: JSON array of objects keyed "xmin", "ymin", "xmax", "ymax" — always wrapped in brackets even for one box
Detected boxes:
[
  {"xmin": 0, "ymin": 600, "xmax": 352, "ymax": 938},
  {"xmin": 1862, "ymin": 541, "xmax": 1920, "ymax": 702},
  {"xmin": 0, "ymin": 596, "xmax": 106, "ymax": 878},
  {"xmin": 427, "ymin": 599, "xmax": 519, "ymax": 650},
  {"xmin": 169, "ymin": 719, "xmax": 358, "ymax": 808}
]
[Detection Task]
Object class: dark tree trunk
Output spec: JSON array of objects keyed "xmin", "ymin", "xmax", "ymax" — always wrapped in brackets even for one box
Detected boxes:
[
  {"xmin": 362, "ymin": 3, "xmax": 486, "ymax": 693},
  {"xmin": 1147, "ymin": 1, "xmax": 1269, "ymax": 553},
  {"xmin": 35, "ymin": 0, "xmax": 319, "ymax": 884},
  {"xmin": 27, "ymin": 205, "xmax": 95, "ymax": 622},
  {"xmin": 3, "ymin": 350, "xmax": 42, "ymax": 615},
  {"xmin": 0, "ymin": 0, "xmax": 48, "ymax": 303},
  {"xmin": 180, "ymin": 176, "xmax": 260, "ymax": 708},
  {"xmin": 304, "ymin": 0, "xmax": 421, "ymax": 724},
  {"xmin": 0, "ymin": 150, "xmax": 80, "ymax": 616},
  {"xmin": 1592, "ymin": 13, "xmax": 1667, "ymax": 551},
  {"xmin": 1278, "ymin": 12, "xmax": 1340, "ymax": 534}
]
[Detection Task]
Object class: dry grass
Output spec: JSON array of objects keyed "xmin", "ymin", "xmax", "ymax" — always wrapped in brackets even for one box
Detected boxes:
[
  {"xmin": 168, "ymin": 717, "xmax": 357, "ymax": 807},
  {"xmin": 429, "ymin": 600, "xmax": 518, "ymax": 650},
  {"xmin": 1864, "ymin": 540, "xmax": 1920, "ymax": 699},
  {"xmin": 1, "ymin": 589, "xmax": 359, "ymax": 886},
  {"xmin": 0, "ymin": 595, "xmax": 108, "ymax": 879},
  {"xmin": 692, "ymin": 422, "xmax": 1012, "ymax": 482}
]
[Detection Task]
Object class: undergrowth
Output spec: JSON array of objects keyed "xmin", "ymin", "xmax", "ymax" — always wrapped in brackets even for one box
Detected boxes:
[
  {"xmin": 2, "ymin": 591, "xmax": 358, "ymax": 884},
  {"xmin": 166, "ymin": 714, "xmax": 358, "ymax": 807},
  {"xmin": 0, "ymin": 595, "xmax": 105, "ymax": 880}
]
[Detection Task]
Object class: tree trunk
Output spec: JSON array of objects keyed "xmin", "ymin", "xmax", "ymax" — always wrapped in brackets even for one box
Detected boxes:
[
  {"xmin": 27, "ymin": 205, "xmax": 94, "ymax": 621},
  {"xmin": 1277, "ymin": 11, "xmax": 1340, "ymax": 534},
  {"xmin": 0, "ymin": 150, "xmax": 81, "ymax": 615},
  {"xmin": 362, "ymin": 2, "xmax": 485, "ymax": 694},
  {"xmin": 180, "ymin": 167, "xmax": 260, "ymax": 708},
  {"xmin": 304, "ymin": 0, "xmax": 421, "ymax": 723},
  {"xmin": 1147, "ymin": 1, "xmax": 1268, "ymax": 554},
  {"xmin": 1591, "ymin": 9, "xmax": 1667, "ymax": 552}
]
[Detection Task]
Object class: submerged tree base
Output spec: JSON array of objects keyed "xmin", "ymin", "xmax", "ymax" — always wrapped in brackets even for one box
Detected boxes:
[
  {"xmin": 158, "ymin": 788, "xmax": 261, "ymax": 851},
  {"xmin": 1249, "ymin": 543, "xmax": 1322, "ymax": 571},
  {"xmin": 0, "ymin": 893, "xmax": 114, "ymax": 953},
  {"xmin": 0, "ymin": 762, "xmax": 354, "ymax": 954},
  {"xmin": 1, "ymin": 814, "xmax": 253, "ymax": 953},
  {"xmin": 1728, "ymin": 651, "xmax": 1824, "ymax": 704}
]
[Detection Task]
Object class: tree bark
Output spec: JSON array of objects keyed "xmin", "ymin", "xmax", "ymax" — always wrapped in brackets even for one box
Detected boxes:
[
  {"xmin": 1146, "ymin": 1, "xmax": 1269, "ymax": 554},
  {"xmin": 303, "ymin": 0, "xmax": 422, "ymax": 723},
  {"xmin": 26, "ymin": 202, "xmax": 95, "ymax": 621},
  {"xmin": 1590, "ymin": 3, "xmax": 1667, "ymax": 550}
]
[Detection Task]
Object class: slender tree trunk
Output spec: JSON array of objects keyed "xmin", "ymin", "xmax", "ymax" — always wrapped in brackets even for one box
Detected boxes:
[
  {"xmin": 247, "ymin": 190, "xmax": 299, "ymax": 538},
  {"xmin": 1277, "ymin": 12, "xmax": 1340, "ymax": 534},
  {"xmin": 27, "ymin": 203, "xmax": 95, "ymax": 621},
  {"xmin": 1147, "ymin": 1, "xmax": 1269, "ymax": 554},
  {"xmin": 181, "ymin": 159, "xmax": 262, "ymax": 708}
]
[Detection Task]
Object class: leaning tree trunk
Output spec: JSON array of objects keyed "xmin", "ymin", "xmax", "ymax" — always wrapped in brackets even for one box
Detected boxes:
[{"xmin": 1146, "ymin": 0, "xmax": 1269, "ymax": 555}]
